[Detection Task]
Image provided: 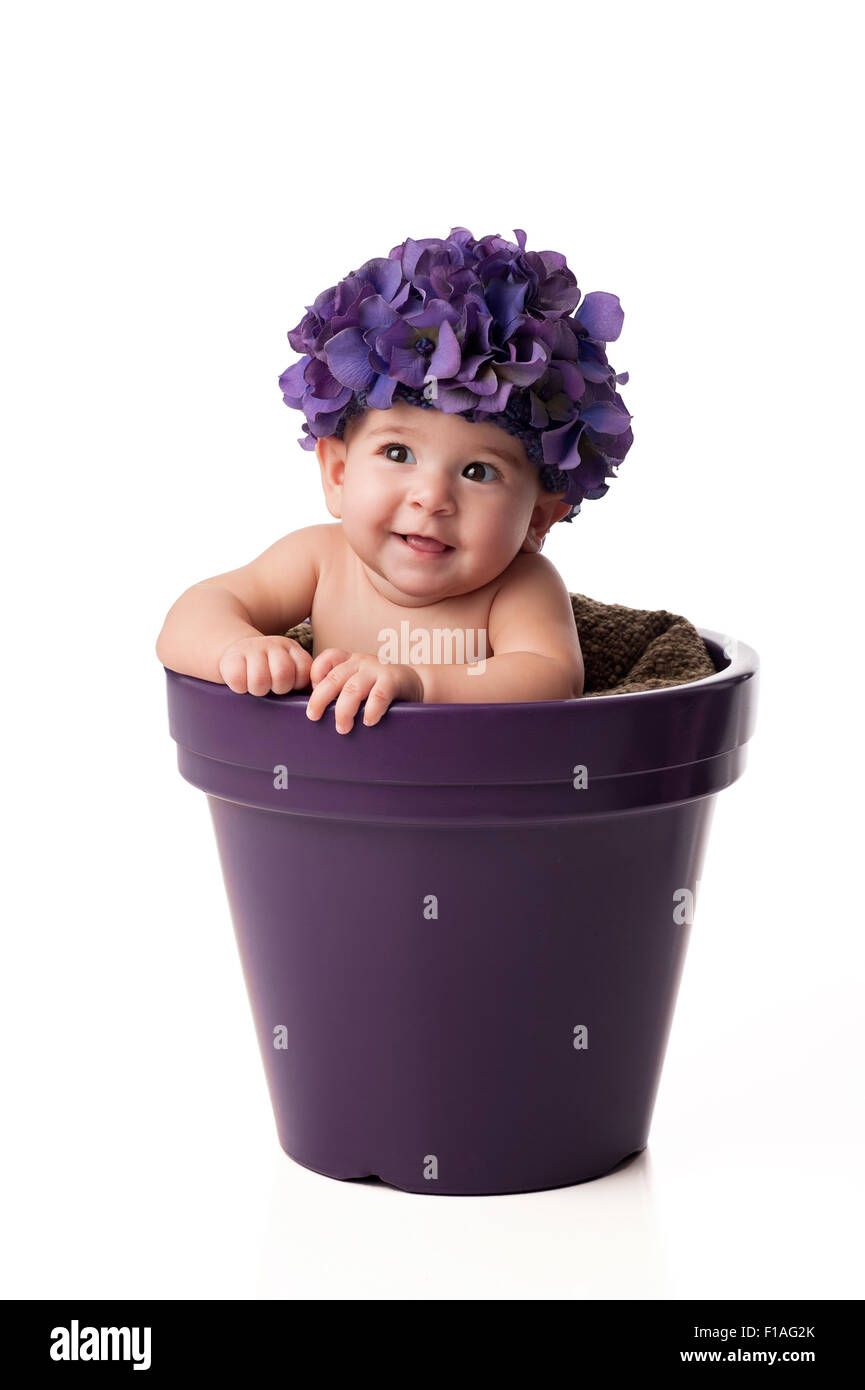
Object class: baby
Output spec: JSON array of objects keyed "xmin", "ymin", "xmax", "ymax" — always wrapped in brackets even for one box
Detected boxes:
[{"xmin": 155, "ymin": 227, "xmax": 633, "ymax": 733}]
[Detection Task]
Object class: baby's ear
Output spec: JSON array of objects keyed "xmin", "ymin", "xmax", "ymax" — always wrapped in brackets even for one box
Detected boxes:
[
  {"xmin": 316, "ymin": 435, "xmax": 347, "ymax": 518},
  {"xmin": 520, "ymin": 496, "xmax": 571, "ymax": 552}
]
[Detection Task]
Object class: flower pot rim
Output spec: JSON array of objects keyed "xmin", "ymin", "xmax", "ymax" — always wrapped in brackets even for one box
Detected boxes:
[
  {"xmin": 163, "ymin": 627, "xmax": 758, "ymax": 813},
  {"xmin": 164, "ymin": 627, "xmax": 756, "ymax": 715}
]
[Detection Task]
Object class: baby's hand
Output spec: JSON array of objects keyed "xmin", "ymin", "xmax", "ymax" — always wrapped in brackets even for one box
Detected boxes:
[
  {"xmin": 306, "ymin": 649, "xmax": 424, "ymax": 734},
  {"xmin": 219, "ymin": 636, "xmax": 313, "ymax": 696}
]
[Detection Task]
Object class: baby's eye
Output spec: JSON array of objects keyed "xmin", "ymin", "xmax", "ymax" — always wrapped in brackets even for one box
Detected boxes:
[
  {"xmin": 463, "ymin": 461, "xmax": 501, "ymax": 483},
  {"xmin": 380, "ymin": 443, "xmax": 416, "ymax": 464}
]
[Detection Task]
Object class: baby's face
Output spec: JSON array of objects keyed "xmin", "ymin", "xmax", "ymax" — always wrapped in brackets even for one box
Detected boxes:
[{"xmin": 321, "ymin": 401, "xmax": 556, "ymax": 602}]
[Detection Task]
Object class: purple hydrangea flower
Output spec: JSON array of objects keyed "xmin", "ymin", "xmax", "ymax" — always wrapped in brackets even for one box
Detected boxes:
[{"xmin": 278, "ymin": 227, "xmax": 633, "ymax": 522}]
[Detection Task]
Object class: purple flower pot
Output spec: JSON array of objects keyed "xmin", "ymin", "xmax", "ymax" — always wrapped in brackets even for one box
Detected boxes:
[{"xmin": 164, "ymin": 628, "xmax": 758, "ymax": 1196}]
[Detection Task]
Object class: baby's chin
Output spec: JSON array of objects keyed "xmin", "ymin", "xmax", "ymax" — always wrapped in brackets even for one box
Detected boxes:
[
  {"xmin": 384, "ymin": 542, "xmax": 465, "ymax": 595},
  {"xmin": 354, "ymin": 534, "xmax": 470, "ymax": 600},
  {"xmin": 348, "ymin": 525, "xmax": 507, "ymax": 599}
]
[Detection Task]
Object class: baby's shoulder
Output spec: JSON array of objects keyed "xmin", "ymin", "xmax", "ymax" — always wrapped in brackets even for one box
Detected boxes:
[
  {"xmin": 276, "ymin": 522, "xmax": 342, "ymax": 570},
  {"xmin": 302, "ymin": 521, "xmax": 344, "ymax": 547},
  {"xmin": 492, "ymin": 550, "xmax": 569, "ymax": 602},
  {"xmin": 292, "ymin": 521, "xmax": 341, "ymax": 545},
  {"xmin": 306, "ymin": 521, "xmax": 349, "ymax": 570},
  {"xmin": 488, "ymin": 551, "xmax": 576, "ymax": 634}
]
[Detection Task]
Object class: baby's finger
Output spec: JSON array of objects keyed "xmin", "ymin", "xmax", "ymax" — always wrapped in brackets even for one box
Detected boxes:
[
  {"xmin": 220, "ymin": 648, "xmax": 250, "ymax": 694},
  {"xmin": 267, "ymin": 644, "xmax": 297, "ymax": 696},
  {"xmin": 361, "ymin": 679, "xmax": 395, "ymax": 727},
  {"xmin": 310, "ymin": 648, "xmax": 350, "ymax": 686},
  {"xmin": 245, "ymin": 647, "xmax": 273, "ymax": 697},
  {"xmin": 333, "ymin": 670, "xmax": 376, "ymax": 735},
  {"xmin": 288, "ymin": 641, "xmax": 313, "ymax": 689},
  {"xmin": 305, "ymin": 662, "xmax": 349, "ymax": 721}
]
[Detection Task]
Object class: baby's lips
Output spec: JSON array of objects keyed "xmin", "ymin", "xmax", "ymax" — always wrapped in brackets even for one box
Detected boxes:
[{"xmin": 400, "ymin": 532, "xmax": 452, "ymax": 554}]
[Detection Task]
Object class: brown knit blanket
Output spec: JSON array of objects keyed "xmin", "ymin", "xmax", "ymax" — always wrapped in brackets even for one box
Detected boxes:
[{"xmin": 285, "ymin": 592, "xmax": 716, "ymax": 698}]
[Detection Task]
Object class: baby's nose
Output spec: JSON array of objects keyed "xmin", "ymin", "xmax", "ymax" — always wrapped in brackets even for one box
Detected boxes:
[{"xmin": 406, "ymin": 468, "xmax": 455, "ymax": 510}]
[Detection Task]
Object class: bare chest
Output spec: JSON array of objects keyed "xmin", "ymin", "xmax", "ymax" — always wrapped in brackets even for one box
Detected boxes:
[{"xmin": 310, "ymin": 541, "xmax": 497, "ymax": 665}]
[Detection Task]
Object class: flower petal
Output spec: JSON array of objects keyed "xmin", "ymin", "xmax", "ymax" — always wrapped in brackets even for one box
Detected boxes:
[
  {"xmin": 580, "ymin": 400, "xmax": 633, "ymax": 435},
  {"xmin": 577, "ymin": 291, "xmax": 624, "ymax": 342},
  {"xmin": 428, "ymin": 318, "xmax": 462, "ymax": 378},
  {"xmin": 324, "ymin": 327, "xmax": 376, "ymax": 391}
]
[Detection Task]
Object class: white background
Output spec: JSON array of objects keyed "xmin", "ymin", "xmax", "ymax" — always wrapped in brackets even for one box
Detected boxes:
[{"xmin": 1, "ymin": 0, "xmax": 862, "ymax": 1300}]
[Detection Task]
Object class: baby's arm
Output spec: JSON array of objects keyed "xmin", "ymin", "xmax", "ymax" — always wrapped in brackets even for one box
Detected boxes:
[
  {"xmin": 155, "ymin": 525, "xmax": 322, "ymax": 691},
  {"xmin": 419, "ymin": 554, "xmax": 584, "ymax": 703}
]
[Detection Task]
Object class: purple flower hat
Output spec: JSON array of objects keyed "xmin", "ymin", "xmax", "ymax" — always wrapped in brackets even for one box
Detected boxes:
[{"xmin": 278, "ymin": 226, "xmax": 633, "ymax": 523}]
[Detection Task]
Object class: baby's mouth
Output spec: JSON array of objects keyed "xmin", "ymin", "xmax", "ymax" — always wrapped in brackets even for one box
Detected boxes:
[{"xmin": 396, "ymin": 532, "xmax": 454, "ymax": 554}]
